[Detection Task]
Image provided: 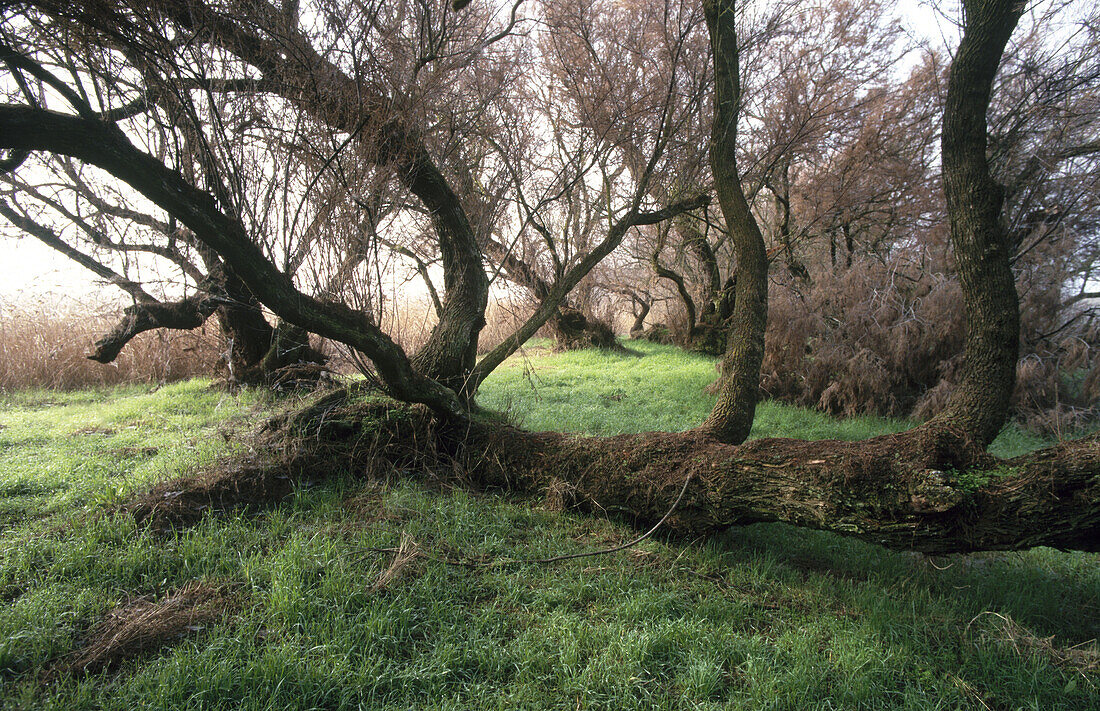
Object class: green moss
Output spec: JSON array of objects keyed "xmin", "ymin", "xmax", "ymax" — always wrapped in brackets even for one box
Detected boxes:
[{"xmin": 952, "ymin": 465, "xmax": 1022, "ymax": 493}]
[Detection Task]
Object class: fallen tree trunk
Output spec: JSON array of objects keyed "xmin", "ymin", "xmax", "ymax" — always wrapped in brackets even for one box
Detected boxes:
[
  {"xmin": 454, "ymin": 420, "xmax": 1100, "ymax": 555},
  {"xmin": 136, "ymin": 393, "xmax": 1099, "ymax": 555}
]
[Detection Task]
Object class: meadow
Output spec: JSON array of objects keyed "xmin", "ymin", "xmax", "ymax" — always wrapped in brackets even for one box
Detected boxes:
[{"xmin": 0, "ymin": 341, "xmax": 1095, "ymax": 709}]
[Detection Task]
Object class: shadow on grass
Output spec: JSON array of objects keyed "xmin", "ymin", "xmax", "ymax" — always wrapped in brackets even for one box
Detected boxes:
[{"xmin": 716, "ymin": 522, "xmax": 1100, "ymax": 644}]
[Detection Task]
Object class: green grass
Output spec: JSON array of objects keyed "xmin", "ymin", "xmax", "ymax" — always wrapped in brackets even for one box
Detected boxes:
[
  {"xmin": 0, "ymin": 345, "xmax": 1096, "ymax": 709},
  {"xmin": 477, "ymin": 339, "xmax": 1047, "ymax": 458},
  {"xmin": 0, "ymin": 381, "xmax": 277, "ymax": 523}
]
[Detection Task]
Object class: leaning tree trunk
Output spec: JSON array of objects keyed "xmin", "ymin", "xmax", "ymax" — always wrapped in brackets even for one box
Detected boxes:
[
  {"xmin": 450, "ymin": 418, "xmax": 1100, "ymax": 555},
  {"xmin": 700, "ymin": 0, "xmax": 769, "ymax": 445},
  {"xmin": 932, "ymin": 0, "xmax": 1025, "ymax": 448},
  {"xmin": 404, "ymin": 147, "xmax": 490, "ymax": 394},
  {"xmin": 628, "ymin": 298, "xmax": 651, "ymax": 339}
]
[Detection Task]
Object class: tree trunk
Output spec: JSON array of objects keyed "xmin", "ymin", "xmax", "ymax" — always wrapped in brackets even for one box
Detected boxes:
[
  {"xmin": 257, "ymin": 320, "xmax": 327, "ymax": 388},
  {"xmin": 215, "ymin": 269, "xmax": 276, "ymax": 387},
  {"xmin": 628, "ymin": 298, "xmax": 651, "ymax": 339},
  {"xmin": 690, "ymin": 275, "xmax": 737, "ymax": 357},
  {"xmin": 681, "ymin": 219, "xmax": 722, "ymax": 308},
  {"xmin": 700, "ymin": 0, "xmax": 769, "ymax": 445},
  {"xmin": 933, "ymin": 0, "xmax": 1025, "ymax": 447},
  {"xmin": 400, "ymin": 145, "xmax": 489, "ymax": 393},
  {"xmin": 178, "ymin": 397, "xmax": 1098, "ymax": 556},
  {"xmin": 88, "ymin": 295, "xmax": 216, "ymax": 364},
  {"xmin": 650, "ymin": 255, "xmax": 698, "ymax": 342}
]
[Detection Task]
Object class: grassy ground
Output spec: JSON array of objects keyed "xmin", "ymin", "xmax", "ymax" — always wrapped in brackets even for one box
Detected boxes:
[
  {"xmin": 477, "ymin": 339, "xmax": 1050, "ymax": 458},
  {"xmin": 0, "ymin": 344, "xmax": 1096, "ymax": 709}
]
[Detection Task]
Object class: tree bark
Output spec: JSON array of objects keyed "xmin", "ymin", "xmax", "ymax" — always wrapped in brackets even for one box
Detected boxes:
[
  {"xmin": 88, "ymin": 295, "xmax": 216, "ymax": 364},
  {"xmin": 700, "ymin": 0, "xmax": 769, "ymax": 445},
  {"xmin": 933, "ymin": 0, "xmax": 1025, "ymax": 448},
  {"xmin": 216, "ymin": 397, "xmax": 1097, "ymax": 556},
  {"xmin": 463, "ymin": 423, "xmax": 1100, "ymax": 555}
]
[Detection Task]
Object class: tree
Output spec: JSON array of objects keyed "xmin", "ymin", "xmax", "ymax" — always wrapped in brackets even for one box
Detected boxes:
[
  {"xmin": 0, "ymin": 154, "xmax": 327, "ymax": 386},
  {"xmin": 0, "ymin": 0, "xmax": 1097, "ymax": 553}
]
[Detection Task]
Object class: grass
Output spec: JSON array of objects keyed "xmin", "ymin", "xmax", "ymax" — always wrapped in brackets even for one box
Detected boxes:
[
  {"xmin": 477, "ymin": 339, "xmax": 1046, "ymax": 458},
  {"xmin": 0, "ymin": 342, "xmax": 1096, "ymax": 709}
]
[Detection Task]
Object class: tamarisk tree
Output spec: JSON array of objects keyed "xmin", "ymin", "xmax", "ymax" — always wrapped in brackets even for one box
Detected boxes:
[{"xmin": 0, "ymin": 0, "xmax": 1097, "ymax": 553}]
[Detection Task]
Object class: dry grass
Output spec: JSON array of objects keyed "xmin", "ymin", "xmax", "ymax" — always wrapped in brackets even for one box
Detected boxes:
[
  {"xmin": 371, "ymin": 532, "xmax": 421, "ymax": 592},
  {"xmin": 62, "ymin": 581, "xmax": 238, "ymax": 675},
  {"xmin": 967, "ymin": 611, "xmax": 1099, "ymax": 684},
  {"xmin": 0, "ymin": 294, "xmax": 539, "ymax": 390},
  {"xmin": 0, "ymin": 298, "xmax": 224, "ymax": 391}
]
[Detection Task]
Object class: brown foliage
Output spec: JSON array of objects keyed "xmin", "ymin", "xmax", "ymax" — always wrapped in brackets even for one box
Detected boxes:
[{"xmin": 761, "ymin": 258, "xmax": 1099, "ymax": 430}]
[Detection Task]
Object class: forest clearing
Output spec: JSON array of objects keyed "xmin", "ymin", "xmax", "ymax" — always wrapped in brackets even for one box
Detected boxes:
[
  {"xmin": 2, "ymin": 0, "xmax": 1100, "ymax": 707},
  {"xmin": 0, "ymin": 342, "xmax": 1096, "ymax": 709}
]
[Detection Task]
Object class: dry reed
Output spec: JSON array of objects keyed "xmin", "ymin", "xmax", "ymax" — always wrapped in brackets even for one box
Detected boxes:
[{"xmin": 0, "ymin": 298, "xmax": 223, "ymax": 391}]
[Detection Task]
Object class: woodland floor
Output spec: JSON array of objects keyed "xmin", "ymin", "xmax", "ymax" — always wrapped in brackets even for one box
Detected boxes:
[{"xmin": 0, "ymin": 341, "xmax": 1096, "ymax": 710}]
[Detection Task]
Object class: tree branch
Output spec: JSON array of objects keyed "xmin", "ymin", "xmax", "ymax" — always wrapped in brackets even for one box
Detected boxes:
[{"xmin": 0, "ymin": 103, "xmax": 467, "ymax": 418}]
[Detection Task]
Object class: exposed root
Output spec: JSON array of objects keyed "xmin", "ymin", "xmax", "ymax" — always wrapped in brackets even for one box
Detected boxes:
[
  {"xmin": 60, "ymin": 581, "xmax": 238, "ymax": 675},
  {"xmin": 124, "ymin": 387, "xmax": 442, "ymax": 530}
]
